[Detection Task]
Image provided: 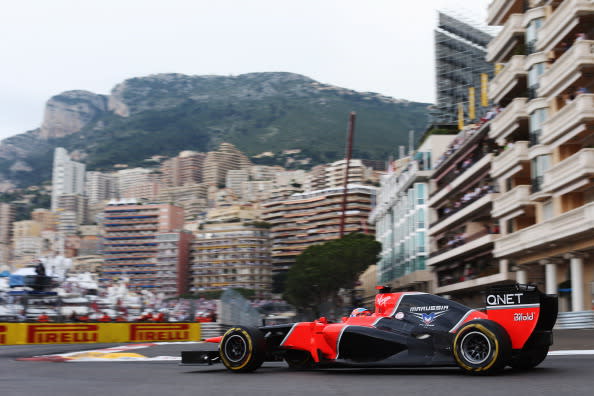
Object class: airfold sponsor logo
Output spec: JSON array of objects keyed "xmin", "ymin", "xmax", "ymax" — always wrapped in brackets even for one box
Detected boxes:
[
  {"xmin": 130, "ymin": 324, "xmax": 190, "ymax": 342},
  {"xmin": 0, "ymin": 325, "xmax": 6, "ymax": 344},
  {"xmin": 27, "ymin": 324, "xmax": 99, "ymax": 343}
]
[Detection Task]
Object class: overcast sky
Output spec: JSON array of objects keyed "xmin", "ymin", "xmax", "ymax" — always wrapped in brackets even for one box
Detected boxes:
[{"xmin": 0, "ymin": 0, "xmax": 490, "ymax": 140}]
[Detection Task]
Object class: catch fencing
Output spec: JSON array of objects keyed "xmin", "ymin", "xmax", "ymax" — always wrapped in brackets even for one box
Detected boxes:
[{"xmin": 218, "ymin": 289, "xmax": 262, "ymax": 327}]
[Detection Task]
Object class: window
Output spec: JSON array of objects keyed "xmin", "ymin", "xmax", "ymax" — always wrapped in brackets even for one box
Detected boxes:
[
  {"xmin": 415, "ymin": 183, "xmax": 426, "ymax": 204},
  {"xmin": 531, "ymin": 154, "xmax": 551, "ymax": 192},
  {"xmin": 528, "ymin": 63, "xmax": 545, "ymax": 98},
  {"xmin": 529, "ymin": 108, "xmax": 547, "ymax": 145},
  {"xmin": 525, "ymin": 17, "xmax": 544, "ymax": 54}
]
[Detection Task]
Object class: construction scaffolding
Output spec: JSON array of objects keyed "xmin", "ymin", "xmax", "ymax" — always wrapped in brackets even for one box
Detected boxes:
[{"xmin": 432, "ymin": 11, "xmax": 495, "ymax": 125}]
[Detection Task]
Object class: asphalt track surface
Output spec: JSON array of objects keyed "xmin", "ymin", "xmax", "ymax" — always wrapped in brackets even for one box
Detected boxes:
[{"xmin": 1, "ymin": 330, "xmax": 594, "ymax": 396}]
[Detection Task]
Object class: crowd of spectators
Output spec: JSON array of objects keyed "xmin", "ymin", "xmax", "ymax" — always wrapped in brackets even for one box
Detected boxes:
[{"xmin": 436, "ymin": 184, "xmax": 497, "ymax": 222}]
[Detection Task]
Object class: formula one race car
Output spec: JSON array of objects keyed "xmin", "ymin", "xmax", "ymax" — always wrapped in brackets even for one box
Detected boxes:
[{"xmin": 181, "ymin": 283, "xmax": 557, "ymax": 375}]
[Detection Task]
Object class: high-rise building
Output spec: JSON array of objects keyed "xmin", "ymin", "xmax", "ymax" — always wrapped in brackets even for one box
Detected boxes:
[
  {"xmin": 56, "ymin": 194, "xmax": 88, "ymax": 225},
  {"xmin": 262, "ymin": 185, "xmax": 376, "ymax": 271},
  {"xmin": 0, "ymin": 203, "xmax": 14, "ymax": 245},
  {"xmin": 324, "ymin": 159, "xmax": 375, "ymax": 188},
  {"xmin": 487, "ymin": 0, "xmax": 594, "ymax": 312},
  {"xmin": 85, "ymin": 171, "xmax": 118, "ymax": 205},
  {"xmin": 116, "ymin": 168, "xmax": 153, "ymax": 196},
  {"xmin": 433, "ymin": 11, "xmax": 495, "ymax": 125},
  {"xmin": 369, "ymin": 134, "xmax": 456, "ymax": 293},
  {"xmin": 203, "ymin": 143, "xmax": 252, "ymax": 186},
  {"xmin": 51, "ymin": 147, "xmax": 86, "ymax": 211},
  {"xmin": 100, "ymin": 202, "xmax": 186, "ymax": 293},
  {"xmin": 160, "ymin": 151, "xmax": 205, "ymax": 187},
  {"xmin": 191, "ymin": 223, "xmax": 272, "ymax": 296}
]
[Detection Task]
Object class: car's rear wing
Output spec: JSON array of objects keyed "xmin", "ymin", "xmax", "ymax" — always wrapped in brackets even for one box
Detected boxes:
[{"xmin": 485, "ymin": 283, "xmax": 558, "ymax": 350}]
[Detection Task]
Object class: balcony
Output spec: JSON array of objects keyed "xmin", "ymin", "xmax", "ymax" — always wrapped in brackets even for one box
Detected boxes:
[
  {"xmin": 542, "ymin": 148, "xmax": 594, "ymax": 194},
  {"xmin": 429, "ymin": 154, "xmax": 494, "ymax": 207},
  {"xmin": 487, "ymin": 0, "xmax": 525, "ymax": 25},
  {"xmin": 435, "ymin": 272, "xmax": 516, "ymax": 295},
  {"xmin": 489, "ymin": 55, "xmax": 527, "ymax": 104},
  {"xmin": 536, "ymin": 0, "xmax": 594, "ymax": 52},
  {"xmin": 538, "ymin": 40, "xmax": 594, "ymax": 98},
  {"xmin": 494, "ymin": 202, "xmax": 594, "ymax": 258},
  {"xmin": 489, "ymin": 98, "xmax": 529, "ymax": 143},
  {"xmin": 429, "ymin": 193, "xmax": 498, "ymax": 236},
  {"xmin": 492, "ymin": 185, "xmax": 534, "ymax": 218},
  {"xmin": 428, "ymin": 233, "xmax": 498, "ymax": 267},
  {"xmin": 541, "ymin": 94, "xmax": 594, "ymax": 145},
  {"xmin": 491, "ymin": 141, "xmax": 530, "ymax": 179},
  {"xmin": 487, "ymin": 14, "xmax": 526, "ymax": 62}
]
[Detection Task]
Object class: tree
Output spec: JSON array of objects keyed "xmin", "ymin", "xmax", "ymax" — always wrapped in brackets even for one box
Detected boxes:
[{"xmin": 283, "ymin": 233, "xmax": 381, "ymax": 318}]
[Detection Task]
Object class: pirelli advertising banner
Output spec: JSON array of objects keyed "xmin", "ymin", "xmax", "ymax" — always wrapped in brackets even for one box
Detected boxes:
[{"xmin": 0, "ymin": 323, "xmax": 201, "ymax": 345}]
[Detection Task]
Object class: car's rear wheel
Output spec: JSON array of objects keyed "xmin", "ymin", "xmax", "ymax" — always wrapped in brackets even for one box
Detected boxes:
[
  {"xmin": 219, "ymin": 326, "xmax": 266, "ymax": 372},
  {"xmin": 284, "ymin": 350, "xmax": 314, "ymax": 370},
  {"xmin": 453, "ymin": 320, "xmax": 511, "ymax": 375},
  {"xmin": 510, "ymin": 347, "xmax": 549, "ymax": 370}
]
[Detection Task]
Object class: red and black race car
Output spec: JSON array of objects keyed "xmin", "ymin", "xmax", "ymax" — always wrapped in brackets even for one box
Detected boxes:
[{"xmin": 182, "ymin": 283, "xmax": 557, "ymax": 374}]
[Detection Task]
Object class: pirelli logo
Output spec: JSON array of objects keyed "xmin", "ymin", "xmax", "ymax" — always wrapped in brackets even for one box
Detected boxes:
[
  {"xmin": 129, "ymin": 323, "xmax": 190, "ymax": 342},
  {"xmin": 27, "ymin": 324, "xmax": 99, "ymax": 344},
  {"xmin": 0, "ymin": 325, "xmax": 6, "ymax": 344}
]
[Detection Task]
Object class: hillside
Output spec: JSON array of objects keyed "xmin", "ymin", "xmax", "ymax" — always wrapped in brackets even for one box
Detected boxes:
[{"xmin": 0, "ymin": 72, "xmax": 430, "ymax": 189}]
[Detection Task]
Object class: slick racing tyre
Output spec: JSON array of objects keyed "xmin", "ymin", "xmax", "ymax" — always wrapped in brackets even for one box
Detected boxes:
[
  {"xmin": 510, "ymin": 347, "xmax": 549, "ymax": 370},
  {"xmin": 219, "ymin": 326, "xmax": 266, "ymax": 372},
  {"xmin": 284, "ymin": 350, "xmax": 314, "ymax": 370},
  {"xmin": 453, "ymin": 320, "xmax": 511, "ymax": 375}
]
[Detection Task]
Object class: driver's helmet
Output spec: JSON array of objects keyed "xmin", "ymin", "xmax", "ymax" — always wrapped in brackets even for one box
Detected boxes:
[{"xmin": 350, "ymin": 307, "xmax": 371, "ymax": 317}]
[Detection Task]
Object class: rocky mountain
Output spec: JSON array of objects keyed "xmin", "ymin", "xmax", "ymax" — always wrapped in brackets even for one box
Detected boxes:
[{"xmin": 0, "ymin": 72, "xmax": 430, "ymax": 190}]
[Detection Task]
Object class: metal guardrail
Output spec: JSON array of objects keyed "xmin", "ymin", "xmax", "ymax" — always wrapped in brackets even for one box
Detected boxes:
[{"xmin": 554, "ymin": 311, "xmax": 594, "ymax": 329}]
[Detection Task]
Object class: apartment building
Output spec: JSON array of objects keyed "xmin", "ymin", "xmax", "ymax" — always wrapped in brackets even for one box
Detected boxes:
[
  {"xmin": 325, "ymin": 159, "xmax": 376, "ymax": 188},
  {"xmin": 85, "ymin": 171, "xmax": 118, "ymax": 205},
  {"xmin": 370, "ymin": 134, "xmax": 455, "ymax": 293},
  {"xmin": 191, "ymin": 223, "xmax": 272, "ymax": 296},
  {"xmin": 160, "ymin": 151, "xmax": 205, "ymax": 187},
  {"xmin": 203, "ymin": 143, "xmax": 252, "ymax": 186},
  {"xmin": 155, "ymin": 231, "xmax": 193, "ymax": 297},
  {"xmin": 51, "ymin": 147, "xmax": 86, "ymax": 211},
  {"xmin": 100, "ymin": 202, "xmax": 186, "ymax": 294},
  {"xmin": 262, "ymin": 185, "xmax": 376, "ymax": 271},
  {"xmin": 487, "ymin": 0, "xmax": 594, "ymax": 311},
  {"xmin": 0, "ymin": 203, "xmax": 14, "ymax": 245},
  {"xmin": 426, "ymin": 122, "xmax": 509, "ymax": 304}
]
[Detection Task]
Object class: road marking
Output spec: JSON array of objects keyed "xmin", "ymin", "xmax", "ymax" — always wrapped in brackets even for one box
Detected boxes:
[
  {"xmin": 17, "ymin": 342, "xmax": 200, "ymax": 362},
  {"xmin": 549, "ymin": 350, "xmax": 594, "ymax": 356}
]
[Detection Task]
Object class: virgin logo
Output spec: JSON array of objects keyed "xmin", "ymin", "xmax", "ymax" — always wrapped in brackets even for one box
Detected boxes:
[{"xmin": 376, "ymin": 294, "xmax": 393, "ymax": 306}]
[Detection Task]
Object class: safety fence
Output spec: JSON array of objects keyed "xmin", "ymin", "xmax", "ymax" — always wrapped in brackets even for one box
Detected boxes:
[
  {"xmin": 218, "ymin": 289, "xmax": 262, "ymax": 327},
  {"xmin": 554, "ymin": 311, "xmax": 594, "ymax": 329},
  {"xmin": 0, "ymin": 322, "xmax": 201, "ymax": 345}
]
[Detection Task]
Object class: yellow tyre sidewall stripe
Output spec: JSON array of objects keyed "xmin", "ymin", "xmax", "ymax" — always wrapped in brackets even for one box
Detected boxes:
[
  {"xmin": 220, "ymin": 327, "xmax": 254, "ymax": 370},
  {"xmin": 453, "ymin": 323, "xmax": 500, "ymax": 372}
]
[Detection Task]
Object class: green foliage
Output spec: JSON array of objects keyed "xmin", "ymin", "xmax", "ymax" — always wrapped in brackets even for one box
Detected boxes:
[
  {"xmin": 0, "ymin": 74, "xmax": 430, "ymax": 187},
  {"xmin": 283, "ymin": 233, "xmax": 381, "ymax": 315}
]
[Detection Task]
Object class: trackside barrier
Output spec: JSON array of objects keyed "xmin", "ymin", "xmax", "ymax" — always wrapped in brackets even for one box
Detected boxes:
[
  {"xmin": 0, "ymin": 322, "xmax": 201, "ymax": 345},
  {"xmin": 199, "ymin": 322, "xmax": 230, "ymax": 340},
  {"xmin": 554, "ymin": 311, "xmax": 594, "ymax": 329}
]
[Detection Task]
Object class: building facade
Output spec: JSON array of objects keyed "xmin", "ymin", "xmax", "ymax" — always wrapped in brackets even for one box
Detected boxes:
[
  {"xmin": 100, "ymin": 202, "xmax": 186, "ymax": 294},
  {"xmin": 370, "ymin": 135, "xmax": 455, "ymax": 293},
  {"xmin": 191, "ymin": 223, "xmax": 272, "ymax": 296},
  {"xmin": 51, "ymin": 147, "xmax": 86, "ymax": 211},
  {"xmin": 433, "ymin": 11, "xmax": 495, "ymax": 125},
  {"xmin": 262, "ymin": 185, "xmax": 376, "ymax": 271},
  {"xmin": 487, "ymin": 0, "xmax": 594, "ymax": 311}
]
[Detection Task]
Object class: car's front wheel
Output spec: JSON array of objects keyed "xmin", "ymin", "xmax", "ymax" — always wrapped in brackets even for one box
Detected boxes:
[
  {"xmin": 453, "ymin": 320, "xmax": 511, "ymax": 375},
  {"xmin": 219, "ymin": 326, "xmax": 266, "ymax": 372}
]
